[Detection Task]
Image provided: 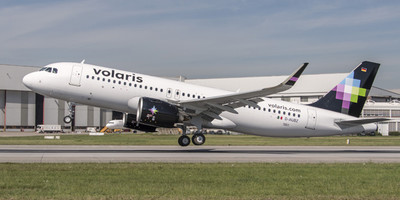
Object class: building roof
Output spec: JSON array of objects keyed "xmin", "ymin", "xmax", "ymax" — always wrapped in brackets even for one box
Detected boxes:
[
  {"xmin": 186, "ymin": 73, "xmax": 348, "ymax": 97},
  {"xmin": 369, "ymin": 87, "xmax": 400, "ymax": 98},
  {"xmin": 187, "ymin": 74, "xmax": 399, "ymax": 98},
  {"xmin": 0, "ymin": 64, "xmax": 39, "ymax": 91},
  {"xmin": 391, "ymin": 89, "xmax": 400, "ymax": 94}
]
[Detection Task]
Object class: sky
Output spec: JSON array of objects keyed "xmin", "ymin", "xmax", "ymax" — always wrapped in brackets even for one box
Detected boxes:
[{"xmin": 0, "ymin": 0, "xmax": 399, "ymax": 89}]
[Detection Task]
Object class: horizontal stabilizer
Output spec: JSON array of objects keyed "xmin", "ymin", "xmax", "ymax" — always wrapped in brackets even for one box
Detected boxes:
[{"xmin": 335, "ymin": 118, "xmax": 388, "ymax": 126}]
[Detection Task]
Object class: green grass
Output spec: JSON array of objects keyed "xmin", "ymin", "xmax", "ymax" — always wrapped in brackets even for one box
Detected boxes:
[
  {"xmin": 0, "ymin": 163, "xmax": 399, "ymax": 199},
  {"xmin": 1, "ymin": 133, "xmax": 400, "ymax": 146}
]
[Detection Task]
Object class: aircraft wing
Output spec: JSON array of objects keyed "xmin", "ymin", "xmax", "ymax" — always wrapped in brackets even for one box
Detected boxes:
[{"xmin": 178, "ymin": 63, "xmax": 308, "ymax": 119}]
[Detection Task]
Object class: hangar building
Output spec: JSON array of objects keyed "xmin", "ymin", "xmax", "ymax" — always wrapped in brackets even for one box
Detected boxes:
[{"xmin": 1, "ymin": 64, "xmax": 399, "ymax": 133}]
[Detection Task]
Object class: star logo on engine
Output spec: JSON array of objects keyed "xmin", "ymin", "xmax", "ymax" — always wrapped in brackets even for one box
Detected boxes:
[{"xmin": 149, "ymin": 106, "xmax": 158, "ymax": 115}]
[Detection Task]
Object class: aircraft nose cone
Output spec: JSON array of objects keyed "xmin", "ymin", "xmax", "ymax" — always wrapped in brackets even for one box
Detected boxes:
[{"xmin": 22, "ymin": 73, "xmax": 35, "ymax": 89}]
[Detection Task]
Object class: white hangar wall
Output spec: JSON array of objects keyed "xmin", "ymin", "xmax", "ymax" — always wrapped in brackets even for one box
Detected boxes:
[{"xmin": 0, "ymin": 90, "xmax": 36, "ymax": 131}]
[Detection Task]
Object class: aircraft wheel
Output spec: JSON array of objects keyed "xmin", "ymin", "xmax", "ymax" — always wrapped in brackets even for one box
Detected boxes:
[
  {"xmin": 178, "ymin": 135, "xmax": 191, "ymax": 147},
  {"xmin": 63, "ymin": 116, "xmax": 73, "ymax": 124},
  {"xmin": 192, "ymin": 133, "xmax": 206, "ymax": 145}
]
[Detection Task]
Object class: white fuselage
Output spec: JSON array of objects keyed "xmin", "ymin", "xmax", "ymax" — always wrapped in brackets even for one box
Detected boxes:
[{"xmin": 22, "ymin": 62, "xmax": 376, "ymax": 137}]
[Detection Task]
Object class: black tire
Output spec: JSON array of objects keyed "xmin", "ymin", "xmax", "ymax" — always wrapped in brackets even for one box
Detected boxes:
[
  {"xmin": 63, "ymin": 116, "xmax": 72, "ymax": 124},
  {"xmin": 178, "ymin": 135, "xmax": 190, "ymax": 147},
  {"xmin": 192, "ymin": 133, "xmax": 206, "ymax": 145}
]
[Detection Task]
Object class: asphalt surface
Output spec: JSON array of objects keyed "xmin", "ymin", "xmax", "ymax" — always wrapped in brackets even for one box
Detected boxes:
[{"xmin": 1, "ymin": 145, "xmax": 400, "ymax": 163}]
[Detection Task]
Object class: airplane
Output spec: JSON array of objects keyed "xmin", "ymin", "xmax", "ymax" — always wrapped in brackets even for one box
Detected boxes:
[{"xmin": 22, "ymin": 60, "xmax": 387, "ymax": 146}]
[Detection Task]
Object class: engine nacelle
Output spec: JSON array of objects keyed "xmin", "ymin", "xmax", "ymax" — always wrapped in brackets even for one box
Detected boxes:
[
  {"xmin": 137, "ymin": 97, "xmax": 180, "ymax": 128},
  {"xmin": 122, "ymin": 113, "xmax": 157, "ymax": 132}
]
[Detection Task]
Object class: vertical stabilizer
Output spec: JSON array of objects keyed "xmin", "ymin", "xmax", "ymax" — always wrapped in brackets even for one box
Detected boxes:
[{"xmin": 310, "ymin": 61, "xmax": 380, "ymax": 117}]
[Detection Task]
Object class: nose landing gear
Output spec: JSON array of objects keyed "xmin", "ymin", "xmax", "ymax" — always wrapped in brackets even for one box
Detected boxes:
[
  {"xmin": 63, "ymin": 116, "xmax": 73, "ymax": 123},
  {"xmin": 63, "ymin": 102, "xmax": 76, "ymax": 131}
]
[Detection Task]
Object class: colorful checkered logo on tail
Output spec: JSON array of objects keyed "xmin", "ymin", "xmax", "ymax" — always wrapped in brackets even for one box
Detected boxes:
[{"xmin": 332, "ymin": 71, "xmax": 366, "ymax": 114}]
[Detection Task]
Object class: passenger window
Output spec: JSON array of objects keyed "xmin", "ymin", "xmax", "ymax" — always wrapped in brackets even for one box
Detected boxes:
[
  {"xmin": 52, "ymin": 68, "xmax": 58, "ymax": 74},
  {"xmin": 160, "ymin": 89, "xmax": 163, "ymax": 92}
]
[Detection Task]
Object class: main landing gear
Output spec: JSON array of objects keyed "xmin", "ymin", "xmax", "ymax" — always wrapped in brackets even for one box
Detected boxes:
[{"xmin": 178, "ymin": 131, "xmax": 206, "ymax": 147}]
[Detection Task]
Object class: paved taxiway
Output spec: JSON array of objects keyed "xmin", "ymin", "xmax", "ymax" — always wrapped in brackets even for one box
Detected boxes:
[{"xmin": 1, "ymin": 145, "xmax": 400, "ymax": 163}]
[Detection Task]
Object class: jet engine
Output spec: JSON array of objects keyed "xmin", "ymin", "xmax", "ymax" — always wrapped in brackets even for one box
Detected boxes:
[
  {"xmin": 122, "ymin": 113, "xmax": 157, "ymax": 132},
  {"xmin": 136, "ymin": 97, "xmax": 180, "ymax": 128},
  {"xmin": 125, "ymin": 97, "xmax": 180, "ymax": 129}
]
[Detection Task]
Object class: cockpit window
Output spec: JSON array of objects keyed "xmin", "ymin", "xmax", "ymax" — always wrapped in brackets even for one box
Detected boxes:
[{"xmin": 40, "ymin": 67, "xmax": 58, "ymax": 74}]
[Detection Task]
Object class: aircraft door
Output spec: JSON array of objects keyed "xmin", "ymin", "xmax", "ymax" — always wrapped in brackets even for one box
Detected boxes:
[
  {"xmin": 69, "ymin": 65, "xmax": 83, "ymax": 86},
  {"xmin": 306, "ymin": 109, "xmax": 317, "ymax": 130}
]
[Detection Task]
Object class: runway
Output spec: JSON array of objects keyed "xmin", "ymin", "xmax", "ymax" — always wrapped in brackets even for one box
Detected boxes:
[{"xmin": 1, "ymin": 145, "xmax": 400, "ymax": 163}]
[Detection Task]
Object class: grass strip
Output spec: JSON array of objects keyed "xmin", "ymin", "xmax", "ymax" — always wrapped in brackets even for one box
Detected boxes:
[{"xmin": 0, "ymin": 163, "xmax": 399, "ymax": 199}]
